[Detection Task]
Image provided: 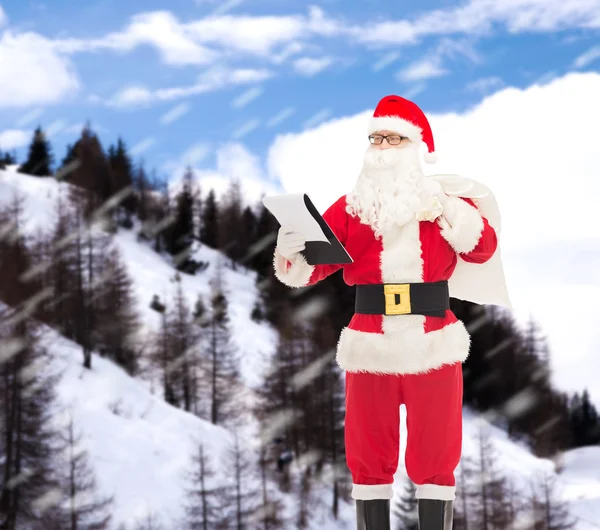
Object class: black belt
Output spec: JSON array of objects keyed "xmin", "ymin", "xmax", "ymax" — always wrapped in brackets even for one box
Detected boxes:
[{"xmin": 355, "ymin": 281, "xmax": 449, "ymax": 317}]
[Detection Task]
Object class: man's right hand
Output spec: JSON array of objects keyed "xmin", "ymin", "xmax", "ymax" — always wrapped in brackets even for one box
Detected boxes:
[{"xmin": 276, "ymin": 225, "xmax": 306, "ymax": 259}]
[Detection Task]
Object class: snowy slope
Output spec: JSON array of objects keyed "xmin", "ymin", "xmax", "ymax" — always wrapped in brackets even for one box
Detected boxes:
[
  {"xmin": 37, "ymin": 319, "xmax": 233, "ymax": 528},
  {"xmin": 1, "ymin": 166, "xmax": 599, "ymax": 529}
]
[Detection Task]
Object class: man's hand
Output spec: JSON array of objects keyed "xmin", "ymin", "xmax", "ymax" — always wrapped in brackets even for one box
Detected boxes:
[
  {"xmin": 421, "ymin": 175, "xmax": 449, "ymax": 207},
  {"xmin": 277, "ymin": 225, "xmax": 306, "ymax": 259},
  {"xmin": 415, "ymin": 173, "xmax": 448, "ymax": 221}
]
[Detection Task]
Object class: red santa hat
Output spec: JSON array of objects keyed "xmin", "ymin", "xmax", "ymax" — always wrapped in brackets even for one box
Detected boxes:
[{"xmin": 367, "ymin": 95, "xmax": 437, "ymax": 164}]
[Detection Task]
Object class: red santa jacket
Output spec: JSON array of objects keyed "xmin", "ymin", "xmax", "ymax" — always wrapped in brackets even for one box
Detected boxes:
[{"xmin": 273, "ymin": 194, "xmax": 498, "ymax": 375}]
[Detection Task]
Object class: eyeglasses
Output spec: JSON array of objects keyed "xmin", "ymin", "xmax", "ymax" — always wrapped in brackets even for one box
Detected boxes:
[{"xmin": 368, "ymin": 134, "xmax": 407, "ymax": 145}]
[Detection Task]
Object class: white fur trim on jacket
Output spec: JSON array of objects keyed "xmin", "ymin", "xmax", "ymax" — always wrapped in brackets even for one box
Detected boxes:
[
  {"xmin": 273, "ymin": 248, "xmax": 315, "ymax": 288},
  {"xmin": 416, "ymin": 484, "xmax": 456, "ymax": 501},
  {"xmin": 336, "ymin": 319, "xmax": 470, "ymax": 375},
  {"xmin": 368, "ymin": 115, "xmax": 423, "ymax": 143},
  {"xmin": 438, "ymin": 196, "xmax": 484, "ymax": 254},
  {"xmin": 352, "ymin": 483, "xmax": 394, "ymax": 500}
]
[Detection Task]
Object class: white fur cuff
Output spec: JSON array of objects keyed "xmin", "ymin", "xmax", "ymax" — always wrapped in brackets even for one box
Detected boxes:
[
  {"xmin": 336, "ymin": 320, "xmax": 470, "ymax": 375},
  {"xmin": 416, "ymin": 484, "xmax": 456, "ymax": 501},
  {"xmin": 352, "ymin": 483, "xmax": 394, "ymax": 500},
  {"xmin": 273, "ymin": 248, "xmax": 315, "ymax": 288},
  {"xmin": 439, "ymin": 196, "xmax": 484, "ymax": 254}
]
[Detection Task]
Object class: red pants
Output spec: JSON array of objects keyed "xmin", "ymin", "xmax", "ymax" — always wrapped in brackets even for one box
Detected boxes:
[{"xmin": 345, "ymin": 362, "xmax": 462, "ymax": 501}]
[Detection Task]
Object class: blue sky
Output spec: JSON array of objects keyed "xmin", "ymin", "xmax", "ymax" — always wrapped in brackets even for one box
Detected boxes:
[{"xmin": 0, "ymin": 0, "xmax": 599, "ymax": 181}]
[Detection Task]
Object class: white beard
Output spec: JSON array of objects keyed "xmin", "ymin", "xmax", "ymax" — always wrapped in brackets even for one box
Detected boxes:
[{"xmin": 346, "ymin": 143, "xmax": 426, "ymax": 238}]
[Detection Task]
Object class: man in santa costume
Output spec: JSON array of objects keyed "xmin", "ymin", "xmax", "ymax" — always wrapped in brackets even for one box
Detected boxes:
[{"xmin": 272, "ymin": 95, "xmax": 511, "ymax": 530}]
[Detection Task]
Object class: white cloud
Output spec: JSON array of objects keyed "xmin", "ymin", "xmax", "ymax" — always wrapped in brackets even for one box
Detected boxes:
[
  {"xmin": 159, "ymin": 102, "xmax": 191, "ymax": 125},
  {"xmin": 265, "ymin": 71, "xmax": 600, "ymax": 404},
  {"xmin": 0, "ymin": 6, "xmax": 7, "ymax": 28},
  {"xmin": 397, "ymin": 57, "xmax": 448, "ymax": 82},
  {"xmin": 355, "ymin": 0, "xmax": 600, "ymax": 44},
  {"xmin": 167, "ymin": 142, "xmax": 277, "ymax": 206},
  {"xmin": 54, "ymin": 8, "xmax": 340, "ymax": 64},
  {"xmin": 293, "ymin": 56, "xmax": 333, "ymax": 76},
  {"xmin": 231, "ymin": 119, "xmax": 260, "ymax": 139},
  {"xmin": 372, "ymin": 51, "xmax": 401, "ymax": 72},
  {"xmin": 54, "ymin": 11, "xmax": 217, "ymax": 66},
  {"xmin": 108, "ymin": 67, "xmax": 272, "ymax": 108},
  {"xmin": 231, "ymin": 86, "xmax": 263, "ymax": 109},
  {"xmin": 573, "ymin": 44, "xmax": 600, "ymax": 68},
  {"xmin": 0, "ymin": 128, "xmax": 29, "ymax": 149},
  {"xmin": 266, "ymin": 107, "xmax": 295, "ymax": 128},
  {"xmin": 15, "ymin": 108, "xmax": 44, "ymax": 127},
  {"xmin": 467, "ymin": 76, "xmax": 505, "ymax": 93},
  {"xmin": 130, "ymin": 137, "xmax": 156, "ymax": 156},
  {"xmin": 180, "ymin": 142, "xmax": 210, "ymax": 166},
  {"xmin": 0, "ymin": 31, "xmax": 80, "ymax": 107},
  {"xmin": 52, "ymin": 0, "xmax": 599, "ymax": 70},
  {"xmin": 396, "ymin": 39, "xmax": 478, "ymax": 84}
]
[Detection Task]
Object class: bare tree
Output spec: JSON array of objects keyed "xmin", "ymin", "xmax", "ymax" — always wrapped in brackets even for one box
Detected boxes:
[
  {"xmin": 181, "ymin": 442, "xmax": 224, "ymax": 530},
  {"xmin": 222, "ymin": 432, "xmax": 258, "ymax": 530},
  {"xmin": 54, "ymin": 411, "xmax": 113, "ymax": 529},
  {"xmin": 471, "ymin": 424, "xmax": 514, "ymax": 530},
  {"xmin": 529, "ymin": 471, "xmax": 576, "ymax": 530},
  {"xmin": 256, "ymin": 441, "xmax": 286, "ymax": 530}
]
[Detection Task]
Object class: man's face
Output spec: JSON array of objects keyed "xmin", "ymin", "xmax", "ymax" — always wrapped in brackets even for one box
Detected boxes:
[{"xmin": 368, "ymin": 130, "xmax": 412, "ymax": 151}]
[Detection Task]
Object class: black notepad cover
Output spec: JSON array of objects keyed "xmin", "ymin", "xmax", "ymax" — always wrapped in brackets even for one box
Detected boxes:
[{"xmin": 300, "ymin": 194, "xmax": 353, "ymax": 266}]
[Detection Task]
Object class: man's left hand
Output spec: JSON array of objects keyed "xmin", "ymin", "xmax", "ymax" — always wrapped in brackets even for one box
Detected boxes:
[{"xmin": 416, "ymin": 174, "xmax": 449, "ymax": 221}]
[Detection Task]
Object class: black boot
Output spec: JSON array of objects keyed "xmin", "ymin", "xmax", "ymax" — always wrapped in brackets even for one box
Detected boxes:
[
  {"xmin": 356, "ymin": 499, "xmax": 391, "ymax": 530},
  {"xmin": 417, "ymin": 499, "xmax": 453, "ymax": 530}
]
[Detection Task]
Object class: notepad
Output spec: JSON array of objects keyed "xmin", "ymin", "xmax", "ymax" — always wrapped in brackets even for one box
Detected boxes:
[{"xmin": 262, "ymin": 193, "xmax": 353, "ymax": 265}]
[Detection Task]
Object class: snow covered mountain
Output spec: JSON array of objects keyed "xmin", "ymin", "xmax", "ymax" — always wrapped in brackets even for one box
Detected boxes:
[{"xmin": 1, "ymin": 165, "xmax": 599, "ymax": 529}]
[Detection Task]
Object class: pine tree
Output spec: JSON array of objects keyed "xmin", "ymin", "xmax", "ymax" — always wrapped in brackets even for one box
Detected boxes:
[
  {"xmin": 0, "ymin": 305, "xmax": 63, "ymax": 530},
  {"xmin": 18, "ymin": 126, "xmax": 54, "ymax": 176},
  {"xmin": 393, "ymin": 477, "xmax": 418, "ymax": 530},
  {"xmin": 54, "ymin": 412, "xmax": 114, "ymax": 529},
  {"xmin": 56, "ymin": 143, "xmax": 79, "ymax": 182},
  {"xmin": 149, "ymin": 295, "xmax": 178, "ymax": 407},
  {"xmin": 204, "ymin": 263, "xmax": 241, "ymax": 426},
  {"xmin": 569, "ymin": 389, "xmax": 600, "ymax": 447},
  {"xmin": 199, "ymin": 188, "xmax": 218, "ymax": 249},
  {"xmin": 217, "ymin": 179, "xmax": 244, "ymax": 268},
  {"xmin": 237, "ymin": 205, "xmax": 258, "ymax": 266},
  {"xmin": 68, "ymin": 125, "xmax": 117, "ymax": 225},
  {"xmin": 44, "ymin": 191, "xmax": 77, "ymax": 339},
  {"xmin": 133, "ymin": 163, "xmax": 152, "ymax": 224},
  {"xmin": 166, "ymin": 167, "xmax": 196, "ymax": 271},
  {"xmin": 181, "ymin": 442, "xmax": 225, "ymax": 530},
  {"xmin": 107, "ymin": 138, "xmax": 136, "ymax": 216},
  {"xmin": 169, "ymin": 274, "xmax": 197, "ymax": 412},
  {"xmin": 95, "ymin": 246, "xmax": 140, "ymax": 375},
  {"xmin": 247, "ymin": 200, "xmax": 278, "ymax": 276}
]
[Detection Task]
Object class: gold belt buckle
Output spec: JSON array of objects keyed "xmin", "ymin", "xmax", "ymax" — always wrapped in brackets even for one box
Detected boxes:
[{"xmin": 383, "ymin": 284, "xmax": 411, "ymax": 315}]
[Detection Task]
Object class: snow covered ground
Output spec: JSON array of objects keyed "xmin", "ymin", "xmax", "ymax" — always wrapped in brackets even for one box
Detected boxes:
[{"xmin": 1, "ymin": 166, "xmax": 599, "ymax": 528}]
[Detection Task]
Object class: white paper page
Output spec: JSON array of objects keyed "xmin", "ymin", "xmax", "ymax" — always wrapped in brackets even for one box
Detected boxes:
[{"xmin": 262, "ymin": 193, "xmax": 329, "ymax": 243}]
